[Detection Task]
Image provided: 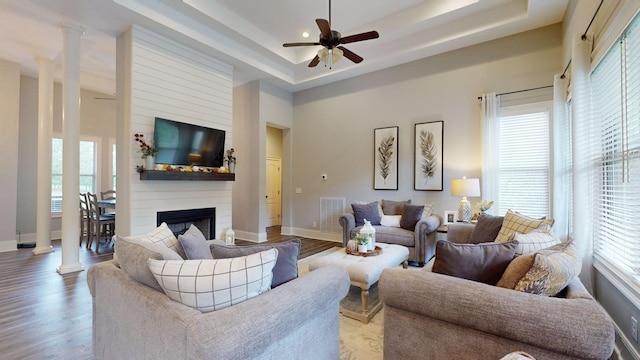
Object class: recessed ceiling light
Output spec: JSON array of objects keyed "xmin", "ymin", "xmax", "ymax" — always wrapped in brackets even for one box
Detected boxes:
[{"xmin": 302, "ymin": 31, "xmax": 309, "ymax": 38}]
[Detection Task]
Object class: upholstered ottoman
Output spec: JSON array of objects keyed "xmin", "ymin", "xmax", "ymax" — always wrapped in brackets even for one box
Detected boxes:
[{"xmin": 309, "ymin": 243, "xmax": 409, "ymax": 323}]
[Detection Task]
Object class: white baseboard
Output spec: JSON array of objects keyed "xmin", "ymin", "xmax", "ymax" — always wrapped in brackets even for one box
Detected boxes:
[
  {"xmin": 234, "ymin": 230, "xmax": 267, "ymax": 243},
  {"xmin": 56, "ymin": 263, "xmax": 84, "ymax": 274},
  {"xmin": 0, "ymin": 240, "xmax": 18, "ymax": 252},
  {"xmin": 284, "ymin": 227, "xmax": 342, "ymax": 243}
]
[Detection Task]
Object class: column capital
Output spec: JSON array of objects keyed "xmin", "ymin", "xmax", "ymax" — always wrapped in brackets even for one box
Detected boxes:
[{"xmin": 59, "ymin": 22, "xmax": 85, "ymax": 35}]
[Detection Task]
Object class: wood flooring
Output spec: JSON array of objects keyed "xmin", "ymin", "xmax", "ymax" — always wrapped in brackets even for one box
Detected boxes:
[{"xmin": 0, "ymin": 228, "xmax": 338, "ymax": 360}]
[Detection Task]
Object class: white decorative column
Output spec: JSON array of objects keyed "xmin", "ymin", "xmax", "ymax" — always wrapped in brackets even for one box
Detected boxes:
[
  {"xmin": 33, "ymin": 57, "xmax": 54, "ymax": 255},
  {"xmin": 57, "ymin": 23, "xmax": 84, "ymax": 274}
]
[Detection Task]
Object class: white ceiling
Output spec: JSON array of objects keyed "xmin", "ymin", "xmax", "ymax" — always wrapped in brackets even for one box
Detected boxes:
[{"xmin": 0, "ymin": 0, "xmax": 569, "ymax": 95}]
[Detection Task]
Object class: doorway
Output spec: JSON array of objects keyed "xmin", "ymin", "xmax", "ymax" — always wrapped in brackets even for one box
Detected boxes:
[{"xmin": 266, "ymin": 157, "xmax": 282, "ymax": 227}]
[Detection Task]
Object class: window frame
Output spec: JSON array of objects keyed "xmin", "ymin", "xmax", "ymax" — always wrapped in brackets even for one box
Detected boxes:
[{"xmin": 51, "ymin": 135, "xmax": 101, "ymax": 217}]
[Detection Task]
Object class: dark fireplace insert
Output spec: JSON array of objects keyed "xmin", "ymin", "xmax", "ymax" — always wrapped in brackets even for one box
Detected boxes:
[{"xmin": 157, "ymin": 207, "xmax": 215, "ymax": 239}]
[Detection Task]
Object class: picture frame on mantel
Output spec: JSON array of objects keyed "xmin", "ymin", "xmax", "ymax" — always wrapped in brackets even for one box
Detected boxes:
[
  {"xmin": 414, "ymin": 121, "xmax": 443, "ymax": 191},
  {"xmin": 374, "ymin": 126, "xmax": 399, "ymax": 190}
]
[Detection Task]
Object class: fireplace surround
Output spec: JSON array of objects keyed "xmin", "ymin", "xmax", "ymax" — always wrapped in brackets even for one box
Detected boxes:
[{"xmin": 157, "ymin": 208, "xmax": 215, "ymax": 239}]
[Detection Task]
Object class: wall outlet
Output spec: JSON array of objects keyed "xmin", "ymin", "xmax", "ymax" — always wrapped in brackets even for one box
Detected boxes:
[
  {"xmin": 632, "ymin": 316, "xmax": 638, "ymax": 343},
  {"xmin": 312, "ymin": 221, "xmax": 317, "ymax": 228}
]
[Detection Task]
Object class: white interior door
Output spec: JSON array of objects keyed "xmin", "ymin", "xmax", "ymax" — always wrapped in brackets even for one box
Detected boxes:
[{"xmin": 266, "ymin": 157, "xmax": 282, "ymax": 227}]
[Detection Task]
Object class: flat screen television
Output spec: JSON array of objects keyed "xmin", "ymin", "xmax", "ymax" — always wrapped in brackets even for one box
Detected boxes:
[{"xmin": 153, "ymin": 117, "xmax": 226, "ymax": 167}]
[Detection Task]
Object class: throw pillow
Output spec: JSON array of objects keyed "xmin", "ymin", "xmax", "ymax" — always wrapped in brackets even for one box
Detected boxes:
[
  {"xmin": 380, "ymin": 215, "xmax": 402, "ymax": 227},
  {"xmin": 178, "ymin": 224, "xmax": 213, "ymax": 260},
  {"xmin": 420, "ymin": 203, "xmax": 434, "ymax": 218},
  {"xmin": 147, "ymin": 249, "xmax": 278, "ymax": 313},
  {"xmin": 468, "ymin": 213, "xmax": 504, "ymax": 244},
  {"xmin": 495, "ymin": 253, "xmax": 537, "ymax": 289},
  {"xmin": 210, "ymin": 238, "xmax": 301, "ymax": 287},
  {"xmin": 121, "ymin": 222, "xmax": 186, "ymax": 259},
  {"xmin": 114, "ymin": 235, "xmax": 183, "ymax": 291},
  {"xmin": 432, "ymin": 240, "xmax": 518, "ymax": 285},
  {"xmin": 381, "ymin": 199, "xmax": 411, "ymax": 215},
  {"xmin": 512, "ymin": 228, "xmax": 560, "ymax": 256},
  {"xmin": 495, "ymin": 210, "xmax": 554, "ymax": 242},
  {"xmin": 351, "ymin": 202, "xmax": 382, "ymax": 226},
  {"xmin": 399, "ymin": 204, "xmax": 424, "ymax": 230},
  {"xmin": 354, "ymin": 200, "xmax": 384, "ymax": 218},
  {"xmin": 513, "ymin": 240, "xmax": 581, "ymax": 296}
]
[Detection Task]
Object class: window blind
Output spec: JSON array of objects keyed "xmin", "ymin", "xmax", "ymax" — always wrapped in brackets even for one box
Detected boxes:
[
  {"xmin": 591, "ymin": 17, "xmax": 640, "ymax": 276},
  {"xmin": 497, "ymin": 106, "xmax": 550, "ymax": 218}
]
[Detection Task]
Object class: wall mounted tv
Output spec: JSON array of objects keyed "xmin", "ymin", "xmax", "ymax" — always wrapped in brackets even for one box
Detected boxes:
[{"xmin": 153, "ymin": 117, "xmax": 226, "ymax": 168}]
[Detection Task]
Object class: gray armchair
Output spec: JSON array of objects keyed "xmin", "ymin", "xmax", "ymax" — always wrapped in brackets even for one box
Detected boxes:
[{"xmin": 339, "ymin": 213, "xmax": 441, "ymax": 265}]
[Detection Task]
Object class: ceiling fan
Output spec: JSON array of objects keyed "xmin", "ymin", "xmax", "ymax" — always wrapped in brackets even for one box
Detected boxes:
[{"xmin": 282, "ymin": 0, "xmax": 379, "ymax": 68}]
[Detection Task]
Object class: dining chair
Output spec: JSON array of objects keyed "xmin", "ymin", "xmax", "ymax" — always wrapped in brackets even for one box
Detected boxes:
[
  {"xmin": 100, "ymin": 190, "xmax": 116, "ymax": 217},
  {"xmin": 79, "ymin": 193, "xmax": 90, "ymax": 247},
  {"xmin": 86, "ymin": 192, "xmax": 116, "ymax": 252}
]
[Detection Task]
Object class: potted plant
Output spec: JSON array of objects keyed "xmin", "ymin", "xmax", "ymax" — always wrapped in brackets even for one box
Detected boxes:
[
  {"xmin": 355, "ymin": 234, "xmax": 369, "ymax": 253},
  {"xmin": 225, "ymin": 148, "xmax": 236, "ymax": 173},
  {"xmin": 134, "ymin": 133, "xmax": 157, "ymax": 170}
]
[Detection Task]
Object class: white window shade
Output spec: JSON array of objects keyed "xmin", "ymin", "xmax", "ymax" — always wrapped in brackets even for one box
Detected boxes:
[
  {"xmin": 591, "ymin": 18, "xmax": 640, "ymax": 277},
  {"xmin": 497, "ymin": 105, "xmax": 551, "ymax": 218}
]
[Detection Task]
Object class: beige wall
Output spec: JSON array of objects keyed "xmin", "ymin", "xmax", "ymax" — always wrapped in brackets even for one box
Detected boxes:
[
  {"xmin": 231, "ymin": 80, "xmax": 293, "ymax": 241},
  {"xmin": 0, "ymin": 59, "xmax": 20, "ymax": 250},
  {"xmin": 16, "ymin": 76, "xmax": 116, "ymax": 241},
  {"xmin": 290, "ymin": 24, "xmax": 563, "ymax": 240}
]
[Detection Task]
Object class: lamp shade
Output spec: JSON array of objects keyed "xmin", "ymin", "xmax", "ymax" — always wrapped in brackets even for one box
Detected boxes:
[
  {"xmin": 318, "ymin": 47, "xmax": 343, "ymax": 67},
  {"xmin": 451, "ymin": 177, "xmax": 480, "ymax": 222},
  {"xmin": 450, "ymin": 177, "xmax": 480, "ymax": 197}
]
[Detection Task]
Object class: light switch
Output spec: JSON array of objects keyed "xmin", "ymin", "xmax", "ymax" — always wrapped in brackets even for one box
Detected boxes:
[{"xmin": 295, "ymin": 188, "xmax": 302, "ymax": 194}]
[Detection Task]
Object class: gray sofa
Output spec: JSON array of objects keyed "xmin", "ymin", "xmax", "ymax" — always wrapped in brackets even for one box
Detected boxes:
[
  {"xmin": 378, "ymin": 223, "xmax": 615, "ymax": 359},
  {"xmin": 339, "ymin": 213, "xmax": 441, "ymax": 265},
  {"xmin": 87, "ymin": 258, "xmax": 350, "ymax": 359}
]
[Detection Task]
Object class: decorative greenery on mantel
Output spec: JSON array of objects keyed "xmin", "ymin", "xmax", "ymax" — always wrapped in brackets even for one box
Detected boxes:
[{"xmin": 139, "ymin": 170, "xmax": 235, "ymax": 181}]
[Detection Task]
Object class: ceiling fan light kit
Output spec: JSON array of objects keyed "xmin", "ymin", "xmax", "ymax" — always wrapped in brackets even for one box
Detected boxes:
[
  {"xmin": 282, "ymin": 0, "xmax": 379, "ymax": 69},
  {"xmin": 318, "ymin": 47, "xmax": 343, "ymax": 69}
]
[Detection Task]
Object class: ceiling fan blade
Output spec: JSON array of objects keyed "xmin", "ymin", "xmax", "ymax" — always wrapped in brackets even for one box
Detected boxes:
[
  {"xmin": 283, "ymin": 42, "xmax": 321, "ymax": 47},
  {"xmin": 308, "ymin": 55, "xmax": 320, "ymax": 67},
  {"xmin": 340, "ymin": 31, "xmax": 379, "ymax": 44},
  {"xmin": 338, "ymin": 46, "xmax": 363, "ymax": 63},
  {"xmin": 316, "ymin": 18, "xmax": 332, "ymax": 38}
]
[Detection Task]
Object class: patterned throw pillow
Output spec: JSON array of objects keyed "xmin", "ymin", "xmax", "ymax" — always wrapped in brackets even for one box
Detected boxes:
[
  {"xmin": 420, "ymin": 203, "xmax": 434, "ymax": 218},
  {"xmin": 513, "ymin": 241, "xmax": 581, "ymax": 296},
  {"xmin": 495, "ymin": 210, "xmax": 554, "ymax": 243},
  {"xmin": 513, "ymin": 228, "xmax": 560, "ymax": 256},
  {"xmin": 118, "ymin": 222, "xmax": 185, "ymax": 259},
  {"xmin": 210, "ymin": 239, "xmax": 301, "ymax": 287},
  {"xmin": 147, "ymin": 249, "xmax": 278, "ymax": 313}
]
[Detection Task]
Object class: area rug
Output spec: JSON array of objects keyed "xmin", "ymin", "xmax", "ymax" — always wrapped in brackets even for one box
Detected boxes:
[{"xmin": 298, "ymin": 248, "xmax": 384, "ymax": 360}]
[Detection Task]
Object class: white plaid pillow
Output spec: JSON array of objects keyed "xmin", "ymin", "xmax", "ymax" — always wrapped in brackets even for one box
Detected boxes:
[
  {"xmin": 421, "ymin": 203, "xmax": 434, "ymax": 218},
  {"xmin": 495, "ymin": 210, "xmax": 554, "ymax": 242},
  {"xmin": 132, "ymin": 222, "xmax": 183, "ymax": 258},
  {"xmin": 513, "ymin": 229, "xmax": 560, "ymax": 256},
  {"xmin": 147, "ymin": 249, "xmax": 278, "ymax": 313}
]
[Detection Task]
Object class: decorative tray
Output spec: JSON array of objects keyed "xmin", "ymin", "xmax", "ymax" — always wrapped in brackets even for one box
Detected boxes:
[{"xmin": 346, "ymin": 246, "xmax": 383, "ymax": 257}]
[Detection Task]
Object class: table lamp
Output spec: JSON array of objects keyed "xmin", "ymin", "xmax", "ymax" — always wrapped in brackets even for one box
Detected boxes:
[{"xmin": 451, "ymin": 177, "xmax": 480, "ymax": 222}]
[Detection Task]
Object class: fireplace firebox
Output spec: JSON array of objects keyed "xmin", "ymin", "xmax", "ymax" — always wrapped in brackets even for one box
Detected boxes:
[{"xmin": 157, "ymin": 208, "xmax": 215, "ymax": 239}]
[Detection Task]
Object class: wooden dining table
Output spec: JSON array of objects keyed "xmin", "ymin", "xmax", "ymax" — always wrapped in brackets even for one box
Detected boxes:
[{"xmin": 97, "ymin": 198, "xmax": 116, "ymax": 209}]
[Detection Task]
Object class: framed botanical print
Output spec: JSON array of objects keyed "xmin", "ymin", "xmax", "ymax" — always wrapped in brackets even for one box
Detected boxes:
[
  {"xmin": 374, "ymin": 126, "xmax": 398, "ymax": 190},
  {"xmin": 414, "ymin": 121, "xmax": 443, "ymax": 191}
]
